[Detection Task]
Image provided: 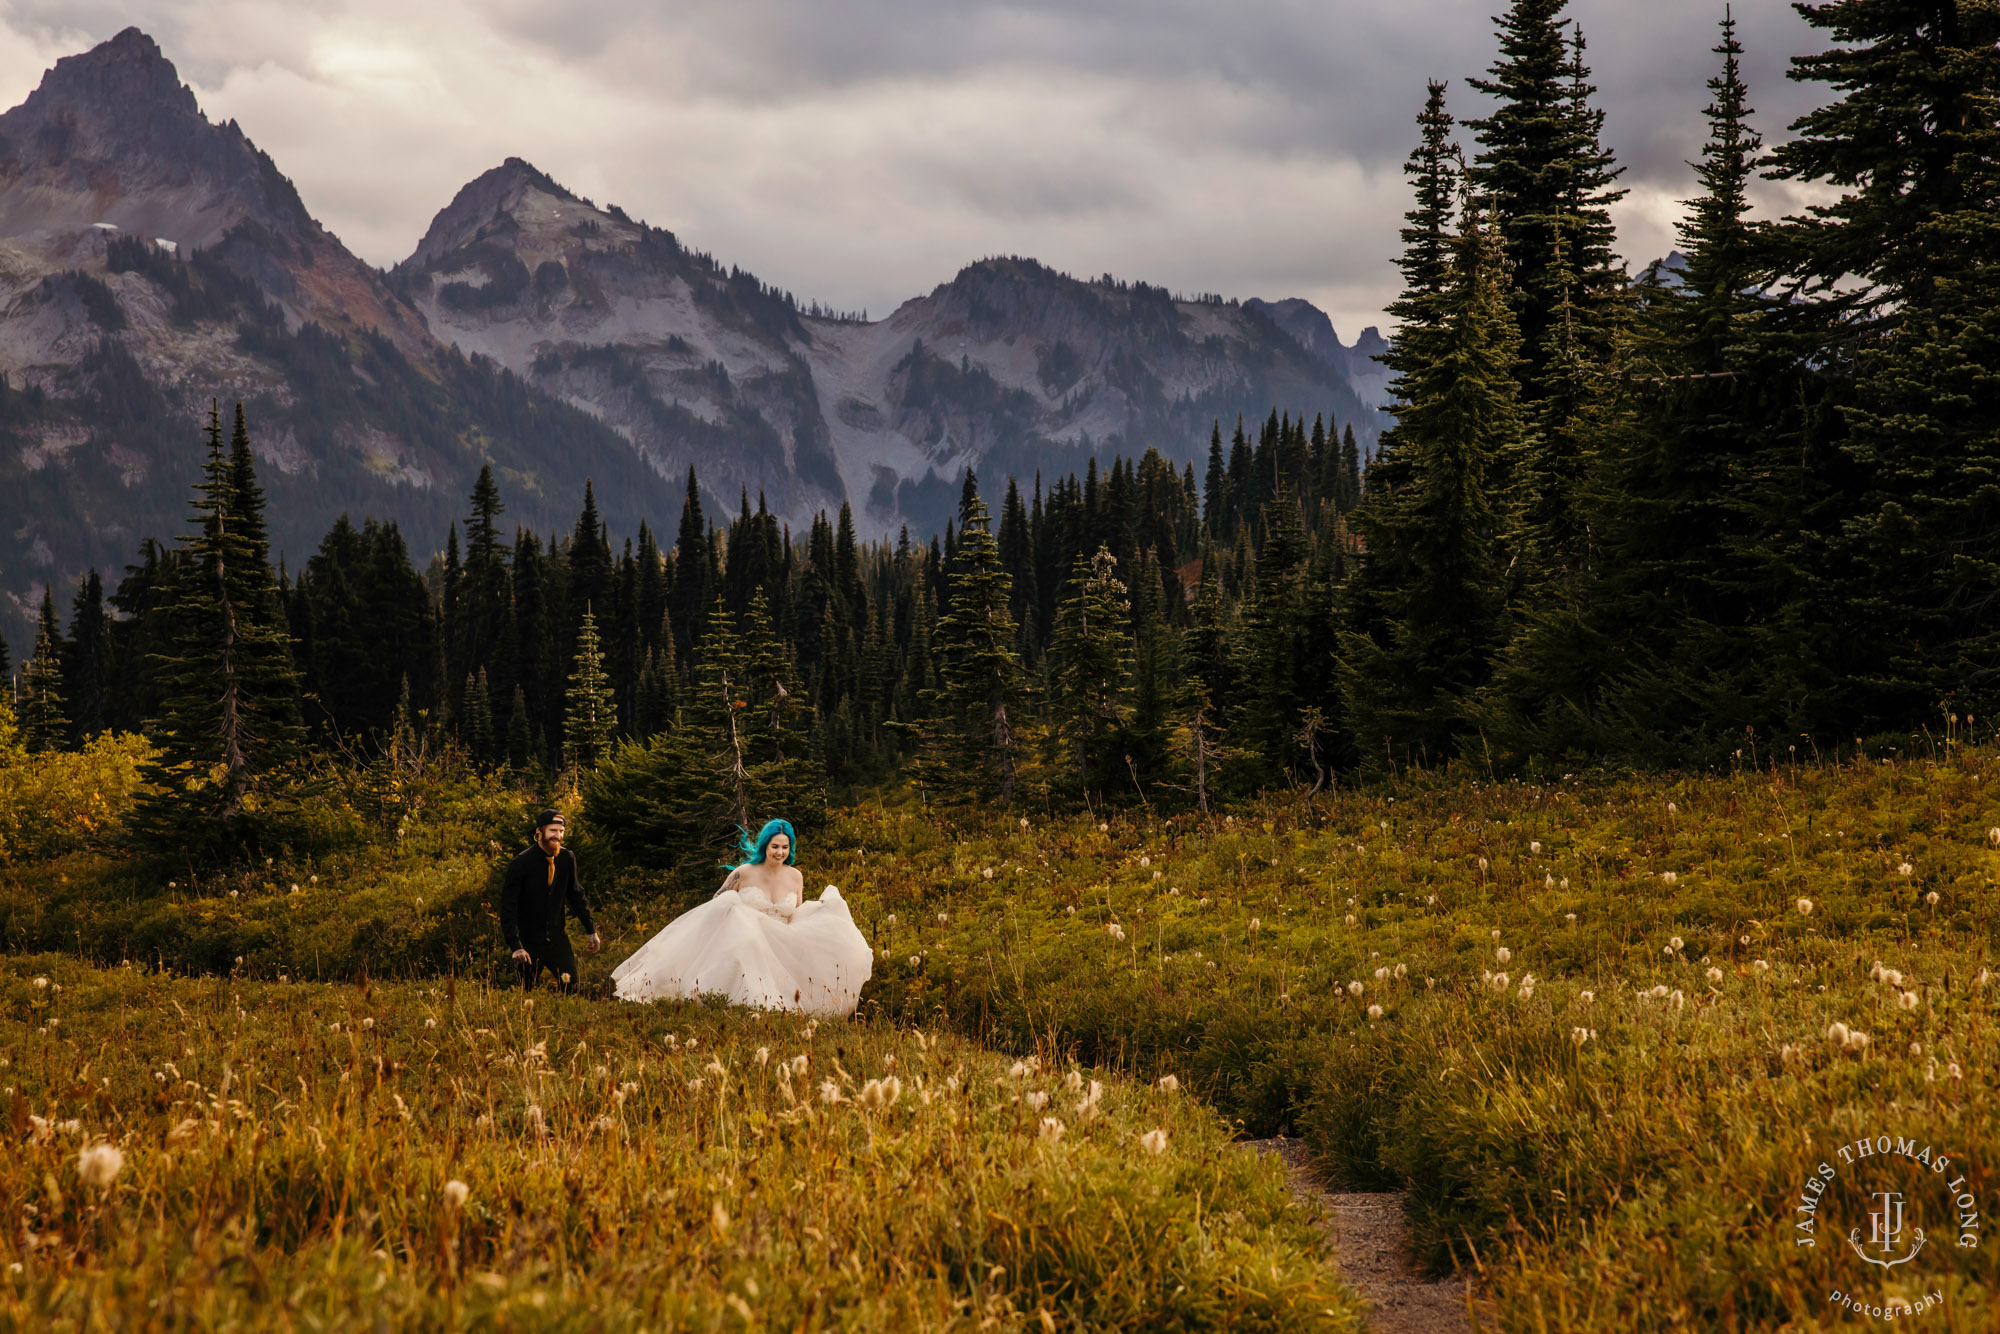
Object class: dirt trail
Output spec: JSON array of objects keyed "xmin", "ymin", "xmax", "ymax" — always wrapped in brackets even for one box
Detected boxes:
[{"xmin": 1242, "ymin": 1137, "xmax": 1488, "ymax": 1334}]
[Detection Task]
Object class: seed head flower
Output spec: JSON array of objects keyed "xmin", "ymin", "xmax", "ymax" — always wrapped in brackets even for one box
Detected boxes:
[
  {"xmin": 76, "ymin": 1144, "xmax": 122, "ymax": 1188},
  {"xmin": 1988, "ymin": 827, "xmax": 2000, "ymax": 847},
  {"xmin": 1344, "ymin": 914, "xmax": 1357, "ymax": 927},
  {"xmin": 1477, "ymin": 858, "xmax": 1488, "ymax": 872},
  {"xmin": 32, "ymin": 977, "xmax": 47, "ymax": 990},
  {"xmin": 1157, "ymin": 1074, "xmax": 1180, "ymax": 1092},
  {"xmin": 1898, "ymin": 862, "xmax": 1914, "ymax": 877},
  {"xmin": 1140, "ymin": 1129, "xmax": 1169, "ymax": 1156},
  {"xmin": 1530, "ymin": 841, "xmax": 1542, "ymax": 855},
  {"xmin": 1490, "ymin": 972, "xmax": 1510, "ymax": 991},
  {"xmin": 860, "ymin": 1076, "xmax": 902, "ymax": 1110},
  {"xmin": 1065, "ymin": 1070, "xmax": 1084, "ymax": 1092},
  {"xmin": 1797, "ymin": 898, "xmax": 1814, "ymax": 915},
  {"xmin": 1367, "ymin": 1004, "xmax": 1383, "ymax": 1020},
  {"xmin": 1670, "ymin": 990, "xmax": 1686, "ymax": 1011},
  {"xmin": 1753, "ymin": 959, "xmax": 1770, "ymax": 973},
  {"xmin": 1495, "ymin": 947, "xmax": 1512, "ymax": 965},
  {"xmin": 1909, "ymin": 1042, "xmax": 1923, "ymax": 1057},
  {"xmin": 1565, "ymin": 912, "xmax": 1577, "ymax": 925},
  {"xmin": 443, "ymin": 1179, "xmax": 469, "ymax": 1208},
  {"xmin": 1248, "ymin": 918, "xmax": 1261, "ymax": 932},
  {"xmin": 1826, "ymin": 1021, "xmax": 1850, "ymax": 1045},
  {"xmin": 1706, "ymin": 967, "xmax": 1724, "ymax": 985},
  {"xmin": 1900, "ymin": 991, "xmax": 1920, "ymax": 1011},
  {"xmin": 1925, "ymin": 891, "xmax": 1940, "ymax": 906},
  {"xmin": 1394, "ymin": 963, "xmax": 1408, "ymax": 979},
  {"xmin": 1669, "ymin": 936, "xmax": 1684, "ymax": 951},
  {"xmin": 1949, "ymin": 1062, "xmax": 1963, "ymax": 1080},
  {"xmin": 1544, "ymin": 874, "xmax": 1555, "ymax": 889},
  {"xmin": 1578, "ymin": 990, "xmax": 1595, "ymax": 1005},
  {"xmin": 819, "ymin": 1080, "xmax": 845, "ymax": 1104},
  {"xmin": 1570, "ymin": 1027, "xmax": 1594, "ymax": 1046},
  {"xmin": 1347, "ymin": 981, "xmax": 1364, "ymax": 997},
  {"xmin": 1662, "ymin": 871, "xmax": 1678, "ymax": 886},
  {"xmin": 1040, "ymin": 1117, "xmax": 1065, "ymax": 1142},
  {"xmin": 1374, "ymin": 967, "xmax": 1390, "ymax": 981}
]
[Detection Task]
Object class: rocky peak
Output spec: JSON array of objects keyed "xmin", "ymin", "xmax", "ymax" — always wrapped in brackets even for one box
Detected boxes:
[
  {"xmin": 0, "ymin": 26, "xmax": 312, "ymax": 251},
  {"xmin": 405, "ymin": 157, "xmax": 595, "ymax": 269},
  {"xmin": 28, "ymin": 27, "xmax": 197, "ymax": 122}
]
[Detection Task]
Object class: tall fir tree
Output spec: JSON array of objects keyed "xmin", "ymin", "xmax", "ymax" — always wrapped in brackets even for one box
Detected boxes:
[
  {"xmin": 1048, "ymin": 545, "xmax": 1133, "ymax": 794},
  {"xmin": 62, "ymin": 570, "xmax": 114, "ymax": 743},
  {"xmin": 914, "ymin": 484, "xmax": 1029, "ymax": 805},
  {"xmin": 564, "ymin": 604, "xmax": 617, "ymax": 770},
  {"xmin": 133, "ymin": 403, "xmax": 305, "ymax": 853},
  {"xmin": 19, "ymin": 589, "xmax": 68, "ymax": 753},
  {"xmin": 1772, "ymin": 0, "xmax": 2000, "ymax": 726},
  {"xmin": 1341, "ymin": 199, "xmax": 1524, "ymax": 770}
]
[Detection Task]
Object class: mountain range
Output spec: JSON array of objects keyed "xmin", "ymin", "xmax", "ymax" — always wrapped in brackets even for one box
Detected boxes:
[{"xmin": 0, "ymin": 27, "xmax": 1389, "ymax": 649}]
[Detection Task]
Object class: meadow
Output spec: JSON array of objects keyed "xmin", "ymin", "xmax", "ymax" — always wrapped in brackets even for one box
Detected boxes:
[
  {"xmin": 8, "ymin": 739, "xmax": 2000, "ymax": 1328},
  {"xmin": 0, "ymin": 959, "xmax": 1356, "ymax": 1331}
]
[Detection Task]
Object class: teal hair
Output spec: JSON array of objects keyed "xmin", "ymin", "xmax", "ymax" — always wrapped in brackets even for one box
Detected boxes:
[{"xmin": 734, "ymin": 818, "xmax": 799, "ymax": 867}]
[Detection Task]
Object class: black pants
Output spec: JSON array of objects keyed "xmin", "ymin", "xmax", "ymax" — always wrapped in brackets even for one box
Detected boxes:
[{"xmin": 517, "ymin": 932, "xmax": 580, "ymax": 992}]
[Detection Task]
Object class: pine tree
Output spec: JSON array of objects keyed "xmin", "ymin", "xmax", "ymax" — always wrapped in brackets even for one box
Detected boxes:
[
  {"xmin": 505, "ymin": 684, "xmax": 532, "ymax": 774},
  {"xmin": 19, "ymin": 591, "xmax": 68, "ymax": 753},
  {"xmin": 1048, "ymin": 545, "xmax": 1133, "ymax": 793},
  {"xmin": 133, "ymin": 403, "xmax": 305, "ymax": 853},
  {"xmin": 915, "ymin": 484, "xmax": 1029, "ymax": 805},
  {"xmin": 464, "ymin": 669, "xmax": 496, "ymax": 766},
  {"xmin": 564, "ymin": 604, "xmax": 617, "ymax": 770},
  {"xmin": 1773, "ymin": 0, "xmax": 2000, "ymax": 726},
  {"xmin": 1341, "ymin": 199, "xmax": 1524, "ymax": 770},
  {"xmin": 62, "ymin": 570, "xmax": 114, "ymax": 743}
]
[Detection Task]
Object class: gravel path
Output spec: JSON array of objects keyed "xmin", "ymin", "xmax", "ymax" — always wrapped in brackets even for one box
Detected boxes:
[{"xmin": 1242, "ymin": 1137, "xmax": 1488, "ymax": 1334}]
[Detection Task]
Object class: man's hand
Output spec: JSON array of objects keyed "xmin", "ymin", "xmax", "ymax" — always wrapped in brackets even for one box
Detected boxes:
[
  {"xmin": 512, "ymin": 948, "xmax": 531, "ymax": 964},
  {"xmin": 588, "ymin": 933, "xmax": 602, "ymax": 955}
]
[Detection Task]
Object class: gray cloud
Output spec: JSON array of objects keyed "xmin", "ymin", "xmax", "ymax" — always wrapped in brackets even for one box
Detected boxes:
[{"xmin": 0, "ymin": 0, "xmax": 1831, "ymax": 339}]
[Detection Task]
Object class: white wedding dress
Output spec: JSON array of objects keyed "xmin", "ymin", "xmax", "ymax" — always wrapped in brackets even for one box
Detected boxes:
[{"xmin": 611, "ymin": 870, "xmax": 873, "ymax": 1016}]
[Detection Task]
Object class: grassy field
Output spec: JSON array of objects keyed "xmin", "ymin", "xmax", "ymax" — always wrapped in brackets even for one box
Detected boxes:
[
  {"xmin": 710, "ymin": 748, "xmax": 2000, "ymax": 1331},
  {"xmin": 0, "ymin": 958, "xmax": 1358, "ymax": 1331},
  {"xmin": 11, "ymin": 743, "xmax": 2000, "ymax": 1328}
]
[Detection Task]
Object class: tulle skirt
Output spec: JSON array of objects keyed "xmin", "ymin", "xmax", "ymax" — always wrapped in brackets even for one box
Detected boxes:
[{"xmin": 611, "ymin": 887, "xmax": 873, "ymax": 1017}]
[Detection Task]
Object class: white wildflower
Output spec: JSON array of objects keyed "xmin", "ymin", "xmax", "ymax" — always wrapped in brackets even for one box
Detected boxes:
[
  {"xmin": 444, "ymin": 1179, "xmax": 469, "ymax": 1208},
  {"xmin": 1157, "ymin": 1074, "xmax": 1180, "ymax": 1092},
  {"xmin": 1040, "ymin": 1117, "xmax": 1066, "ymax": 1143},
  {"xmin": 76, "ymin": 1144, "xmax": 123, "ymax": 1188},
  {"xmin": 1367, "ymin": 1004, "xmax": 1383, "ymax": 1020},
  {"xmin": 1140, "ymin": 1128, "xmax": 1169, "ymax": 1156}
]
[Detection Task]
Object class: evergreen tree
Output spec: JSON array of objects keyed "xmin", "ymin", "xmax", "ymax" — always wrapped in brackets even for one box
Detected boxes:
[
  {"xmin": 1048, "ymin": 545, "xmax": 1133, "ymax": 793},
  {"xmin": 564, "ymin": 604, "xmax": 617, "ymax": 770},
  {"xmin": 915, "ymin": 485, "xmax": 1029, "ymax": 804},
  {"xmin": 1773, "ymin": 0, "xmax": 2000, "ymax": 725},
  {"xmin": 133, "ymin": 403, "xmax": 305, "ymax": 853},
  {"xmin": 464, "ymin": 668, "xmax": 496, "ymax": 766},
  {"xmin": 63, "ymin": 570, "xmax": 114, "ymax": 743},
  {"xmin": 505, "ymin": 684, "xmax": 533, "ymax": 774},
  {"xmin": 1341, "ymin": 199, "xmax": 1524, "ymax": 770},
  {"xmin": 19, "ymin": 590, "xmax": 68, "ymax": 753}
]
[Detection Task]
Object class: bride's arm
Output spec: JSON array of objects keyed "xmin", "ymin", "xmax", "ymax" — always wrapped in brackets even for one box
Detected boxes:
[{"xmin": 714, "ymin": 867, "xmax": 744, "ymax": 898}]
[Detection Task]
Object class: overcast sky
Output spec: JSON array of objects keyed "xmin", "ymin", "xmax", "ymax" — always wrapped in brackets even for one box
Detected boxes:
[{"xmin": 0, "ymin": 1, "xmax": 1832, "ymax": 340}]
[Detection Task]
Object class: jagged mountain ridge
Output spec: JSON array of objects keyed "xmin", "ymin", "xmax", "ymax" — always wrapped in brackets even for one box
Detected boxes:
[
  {"xmin": 398, "ymin": 156, "xmax": 1389, "ymax": 538},
  {"xmin": 0, "ymin": 27, "xmax": 1389, "ymax": 650}
]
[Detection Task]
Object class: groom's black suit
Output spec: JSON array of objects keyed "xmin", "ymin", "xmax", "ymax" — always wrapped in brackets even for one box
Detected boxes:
[{"xmin": 500, "ymin": 841, "xmax": 597, "ymax": 991}]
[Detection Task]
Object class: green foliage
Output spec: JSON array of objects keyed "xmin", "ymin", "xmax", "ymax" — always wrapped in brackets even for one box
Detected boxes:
[
  {"xmin": 0, "ymin": 732, "xmax": 151, "ymax": 863},
  {"xmin": 130, "ymin": 405, "xmax": 306, "ymax": 856},
  {"xmin": 564, "ymin": 606, "xmax": 616, "ymax": 770},
  {"xmin": 1048, "ymin": 545, "xmax": 1133, "ymax": 793},
  {"xmin": 1342, "ymin": 202, "xmax": 1523, "ymax": 769}
]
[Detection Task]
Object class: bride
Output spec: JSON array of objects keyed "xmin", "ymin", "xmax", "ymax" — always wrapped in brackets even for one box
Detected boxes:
[{"xmin": 612, "ymin": 819, "xmax": 873, "ymax": 1016}]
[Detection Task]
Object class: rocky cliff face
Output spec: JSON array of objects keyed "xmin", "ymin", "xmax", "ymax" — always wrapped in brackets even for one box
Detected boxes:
[
  {"xmin": 0, "ymin": 32, "xmax": 676, "ymax": 647},
  {"xmin": 0, "ymin": 28, "xmax": 1392, "ymax": 646},
  {"xmin": 402, "ymin": 161, "xmax": 1389, "ymax": 538}
]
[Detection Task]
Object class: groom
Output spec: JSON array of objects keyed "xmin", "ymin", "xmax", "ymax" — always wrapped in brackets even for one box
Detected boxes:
[{"xmin": 500, "ymin": 809, "xmax": 601, "ymax": 991}]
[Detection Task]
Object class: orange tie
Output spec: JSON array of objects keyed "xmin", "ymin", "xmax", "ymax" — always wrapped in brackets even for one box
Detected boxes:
[{"xmin": 547, "ymin": 853, "xmax": 555, "ymax": 886}]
